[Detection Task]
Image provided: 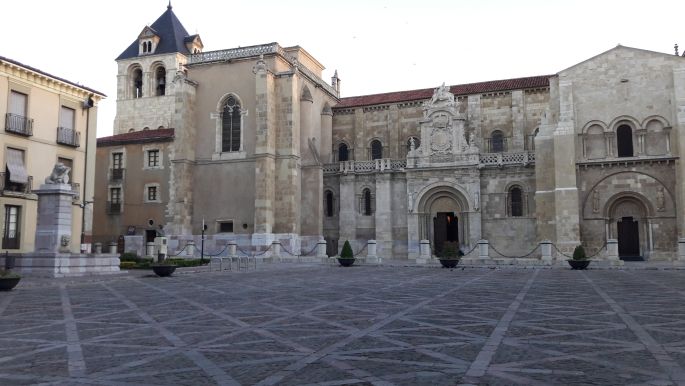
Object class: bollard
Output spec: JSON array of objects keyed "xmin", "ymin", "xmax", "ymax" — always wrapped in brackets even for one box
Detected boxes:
[
  {"xmin": 228, "ymin": 241, "xmax": 237, "ymax": 257},
  {"xmin": 316, "ymin": 238, "xmax": 327, "ymax": 258},
  {"xmin": 417, "ymin": 239, "xmax": 431, "ymax": 264},
  {"xmin": 146, "ymin": 242, "xmax": 155, "ymax": 257},
  {"xmin": 366, "ymin": 240, "xmax": 380, "ymax": 265},
  {"xmin": 108, "ymin": 242, "xmax": 117, "ymax": 254},
  {"xmin": 478, "ymin": 240, "xmax": 489, "ymax": 259},
  {"xmin": 678, "ymin": 238, "xmax": 685, "ymax": 262},
  {"xmin": 606, "ymin": 239, "xmax": 619, "ymax": 260},
  {"xmin": 540, "ymin": 240, "xmax": 552, "ymax": 264},
  {"xmin": 272, "ymin": 241, "xmax": 281, "ymax": 261},
  {"xmin": 94, "ymin": 242, "xmax": 103, "ymax": 254},
  {"xmin": 187, "ymin": 241, "xmax": 196, "ymax": 257}
]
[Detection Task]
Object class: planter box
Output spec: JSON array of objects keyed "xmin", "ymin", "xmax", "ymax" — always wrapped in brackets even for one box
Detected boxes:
[{"xmin": 152, "ymin": 265, "xmax": 176, "ymax": 277}]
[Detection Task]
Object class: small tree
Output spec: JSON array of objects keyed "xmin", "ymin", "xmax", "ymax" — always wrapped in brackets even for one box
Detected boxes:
[
  {"xmin": 340, "ymin": 240, "xmax": 354, "ymax": 259},
  {"xmin": 572, "ymin": 245, "xmax": 587, "ymax": 261}
]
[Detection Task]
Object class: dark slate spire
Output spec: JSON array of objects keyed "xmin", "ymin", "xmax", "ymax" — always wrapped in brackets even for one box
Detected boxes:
[{"xmin": 116, "ymin": 5, "xmax": 192, "ymax": 60}]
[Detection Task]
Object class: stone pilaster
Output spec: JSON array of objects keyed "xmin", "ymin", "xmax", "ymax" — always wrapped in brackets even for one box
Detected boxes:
[
  {"xmin": 673, "ymin": 67, "xmax": 685, "ymax": 237},
  {"xmin": 511, "ymin": 90, "xmax": 525, "ymax": 150},
  {"xmin": 552, "ymin": 79, "xmax": 580, "ymax": 250},
  {"xmin": 273, "ymin": 73, "xmax": 301, "ymax": 235},
  {"xmin": 375, "ymin": 173, "xmax": 392, "ymax": 258},
  {"xmin": 339, "ymin": 174, "xmax": 357, "ymax": 245},
  {"xmin": 535, "ymin": 77, "xmax": 558, "ymax": 243},
  {"xmin": 467, "ymin": 95, "xmax": 481, "ymax": 146},
  {"xmin": 165, "ymin": 72, "xmax": 197, "ymax": 236},
  {"xmin": 300, "ymin": 85, "xmax": 323, "ymax": 236},
  {"xmin": 253, "ymin": 59, "xmax": 276, "ymax": 236}
]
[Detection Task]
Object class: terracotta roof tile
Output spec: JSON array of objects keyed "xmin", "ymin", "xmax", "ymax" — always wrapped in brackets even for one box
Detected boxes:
[
  {"xmin": 334, "ymin": 75, "xmax": 553, "ymax": 109},
  {"xmin": 97, "ymin": 128, "xmax": 174, "ymax": 146}
]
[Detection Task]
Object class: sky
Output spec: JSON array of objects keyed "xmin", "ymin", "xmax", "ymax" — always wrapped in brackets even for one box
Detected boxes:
[{"xmin": 2, "ymin": 0, "xmax": 684, "ymax": 137}]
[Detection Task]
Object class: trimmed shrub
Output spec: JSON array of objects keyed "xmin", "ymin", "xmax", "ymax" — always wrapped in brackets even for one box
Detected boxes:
[
  {"xmin": 120, "ymin": 261, "xmax": 136, "ymax": 269},
  {"xmin": 340, "ymin": 240, "xmax": 354, "ymax": 259},
  {"xmin": 441, "ymin": 242, "xmax": 462, "ymax": 259},
  {"xmin": 572, "ymin": 245, "xmax": 587, "ymax": 261},
  {"xmin": 120, "ymin": 253, "xmax": 140, "ymax": 262}
]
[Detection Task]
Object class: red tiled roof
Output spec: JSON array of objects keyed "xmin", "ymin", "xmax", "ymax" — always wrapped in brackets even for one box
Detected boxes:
[
  {"xmin": 97, "ymin": 128, "xmax": 174, "ymax": 146},
  {"xmin": 334, "ymin": 75, "xmax": 553, "ymax": 109}
]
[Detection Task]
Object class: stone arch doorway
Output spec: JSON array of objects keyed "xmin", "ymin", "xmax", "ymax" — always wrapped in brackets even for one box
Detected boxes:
[
  {"xmin": 606, "ymin": 195, "xmax": 650, "ymax": 261},
  {"xmin": 416, "ymin": 186, "xmax": 469, "ymax": 256}
]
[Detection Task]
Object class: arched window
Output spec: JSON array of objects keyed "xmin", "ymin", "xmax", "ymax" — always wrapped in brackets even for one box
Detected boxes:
[
  {"xmin": 325, "ymin": 190, "xmax": 334, "ymax": 217},
  {"xmin": 407, "ymin": 136, "xmax": 420, "ymax": 155},
  {"xmin": 509, "ymin": 186, "xmax": 523, "ymax": 217},
  {"xmin": 491, "ymin": 130, "xmax": 504, "ymax": 153},
  {"xmin": 222, "ymin": 95, "xmax": 241, "ymax": 152},
  {"xmin": 370, "ymin": 140, "xmax": 383, "ymax": 160},
  {"xmin": 617, "ymin": 124, "xmax": 634, "ymax": 157},
  {"xmin": 362, "ymin": 188, "xmax": 372, "ymax": 215},
  {"xmin": 338, "ymin": 143, "xmax": 349, "ymax": 162},
  {"xmin": 155, "ymin": 66, "xmax": 166, "ymax": 96},
  {"xmin": 132, "ymin": 68, "xmax": 143, "ymax": 98}
]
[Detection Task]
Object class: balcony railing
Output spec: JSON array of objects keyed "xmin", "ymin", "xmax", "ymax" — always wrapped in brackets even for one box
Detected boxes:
[
  {"xmin": 0, "ymin": 172, "xmax": 33, "ymax": 194},
  {"xmin": 110, "ymin": 168, "xmax": 125, "ymax": 181},
  {"xmin": 5, "ymin": 113, "xmax": 33, "ymax": 136},
  {"xmin": 107, "ymin": 201, "xmax": 121, "ymax": 214},
  {"xmin": 2, "ymin": 232, "xmax": 20, "ymax": 249},
  {"xmin": 56, "ymin": 127, "xmax": 80, "ymax": 147}
]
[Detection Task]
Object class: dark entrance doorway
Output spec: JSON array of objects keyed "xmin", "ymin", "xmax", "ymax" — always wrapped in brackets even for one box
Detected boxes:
[
  {"xmin": 618, "ymin": 216, "xmax": 642, "ymax": 260},
  {"xmin": 433, "ymin": 212, "xmax": 458, "ymax": 256},
  {"xmin": 145, "ymin": 229, "xmax": 157, "ymax": 244}
]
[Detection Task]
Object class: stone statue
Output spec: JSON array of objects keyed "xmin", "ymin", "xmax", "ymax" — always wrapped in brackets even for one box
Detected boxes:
[
  {"xmin": 430, "ymin": 83, "xmax": 451, "ymax": 105},
  {"xmin": 474, "ymin": 189, "xmax": 480, "ymax": 211},
  {"xmin": 592, "ymin": 190, "xmax": 600, "ymax": 213},
  {"xmin": 657, "ymin": 187, "xmax": 665, "ymax": 211},
  {"xmin": 45, "ymin": 162, "xmax": 71, "ymax": 184},
  {"xmin": 409, "ymin": 137, "xmax": 416, "ymax": 152}
]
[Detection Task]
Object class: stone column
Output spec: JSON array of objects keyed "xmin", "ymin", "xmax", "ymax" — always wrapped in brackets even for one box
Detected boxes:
[
  {"xmin": 34, "ymin": 184, "xmax": 77, "ymax": 253},
  {"xmin": 375, "ymin": 173, "xmax": 392, "ymax": 259}
]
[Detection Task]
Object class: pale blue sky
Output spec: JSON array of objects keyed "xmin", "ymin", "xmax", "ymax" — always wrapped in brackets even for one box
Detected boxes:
[{"xmin": 2, "ymin": 0, "xmax": 683, "ymax": 136}]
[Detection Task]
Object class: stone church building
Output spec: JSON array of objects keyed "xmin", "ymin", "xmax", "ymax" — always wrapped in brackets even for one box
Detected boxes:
[{"xmin": 93, "ymin": 5, "xmax": 685, "ymax": 261}]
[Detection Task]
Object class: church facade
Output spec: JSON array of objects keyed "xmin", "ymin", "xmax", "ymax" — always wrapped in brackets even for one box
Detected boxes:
[{"xmin": 94, "ymin": 5, "xmax": 685, "ymax": 261}]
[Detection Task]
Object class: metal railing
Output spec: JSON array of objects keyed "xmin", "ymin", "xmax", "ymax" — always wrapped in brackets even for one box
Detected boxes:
[
  {"xmin": 5, "ymin": 113, "xmax": 33, "ymax": 136},
  {"xmin": 0, "ymin": 173, "xmax": 33, "ymax": 194},
  {"xmin": 107, "ymin": 201, "xmax": 121, "ymax": 214},
  {"xmin": 2, "ymin": 232, "xmax": 20, "ymax": 250},
  {"xmin": 110, "ymin": 168, "xmax": 125, "ymax": 181},
  {"xmin": 56, "ymin": 127, "xmax": 80, "ymax": 147}
]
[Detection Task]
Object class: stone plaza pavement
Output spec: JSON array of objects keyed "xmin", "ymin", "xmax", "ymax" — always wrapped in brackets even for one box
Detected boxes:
[{"xmin": 2, "ymin": 264, "xmax": 685, "ymax": 385}]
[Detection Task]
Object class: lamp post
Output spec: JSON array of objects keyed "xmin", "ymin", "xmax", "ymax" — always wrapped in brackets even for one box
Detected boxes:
[{"xmin": 200, "ymin": 218, "xmax": 206, "ymax": 263}]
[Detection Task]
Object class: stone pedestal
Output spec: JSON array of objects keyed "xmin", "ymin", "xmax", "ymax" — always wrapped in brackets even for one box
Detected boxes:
[
  {"xmin": 271, "ymin": 241, "xmax": 281, "ymax": 260},
  {"xmin": 186, "ymin": 241, "xmax": 196, "ymax": 257},
  {"xmin": 366, "ymin": 240, "xmax": 380, "ymax": 265},
  {"xmin": 15, "ymin": 183, "xmax": 121, "ymax": 277},
  {"xmin": 478, "ymin": 240, "xmax": 489, "ymax": 259},
  {"xmin": 606, "ymin": 239, "xmax": 619, "ymax": 260},
  {"xmin": 417, "ymin": 239, "xmax": 431, "ymax": 264},
  {"xmin": 540, "ymin": 240, "xmax": 553, "ymax": 264},
  {"xmin": 316, "ymin": 239, "xmax": 327, "ymax": 258},
  {"xmin": 34, "ymin": 184, "xmax": 76, "ymax": 253},
  {"xmin": 678, "ymin": 238, "xmax": 685, "ymax": 262}
]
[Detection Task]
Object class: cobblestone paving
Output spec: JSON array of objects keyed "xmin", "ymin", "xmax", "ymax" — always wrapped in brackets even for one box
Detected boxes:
[{"xmin": 1, "ymin": 265, "xmax": 685, "ymax": 385}]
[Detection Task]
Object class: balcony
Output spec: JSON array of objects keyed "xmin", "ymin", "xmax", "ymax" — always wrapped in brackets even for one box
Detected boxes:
[
  {"xmin": 110, "ymin": 168, "xmax": 125, "ymax": 181},
  {"xmin": 0, "ymin": 172, "xmax": 33, "ymax": 194},
  {"xmin": 5, "ymin": 113, "xmax": 33, "ymax": 136},
  {"xmin": 107, "ymin": 201, "xmax": 121, "ymax": 214},
  {"xmin": 2, "ymin": 232, "xmax": 20, "ymax": 249},
  {"xmin": 56, "ymin": 127, "xmax": 81, "ymax": 147}
]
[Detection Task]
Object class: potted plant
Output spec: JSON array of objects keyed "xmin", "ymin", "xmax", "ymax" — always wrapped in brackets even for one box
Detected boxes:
[
  {"xmin": 438, "ymin": 241, "xmax": 463, "ymax": 268},
  {"xmin": 0, "ymin": 269, "xmax": 21, "ymax": 291},
  {"xmin": 568, "ymin": 245, "xmax": 590, "ymax": 270},
  {"xmin": 337, "ymin": 240, "xmax": 355, "ymax": 267},
  {"xmin": 151, "ymin": 254, "xmax": 177, "ymax": 277}
]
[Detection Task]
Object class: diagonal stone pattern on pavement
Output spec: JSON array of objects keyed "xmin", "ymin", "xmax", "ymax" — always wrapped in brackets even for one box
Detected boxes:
[{"xmin": 0, "ymin": 266, "xmax": 684, "ymax": 385}]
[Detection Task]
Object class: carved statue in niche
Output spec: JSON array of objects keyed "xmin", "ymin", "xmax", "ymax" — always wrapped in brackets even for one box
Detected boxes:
[
  {"xmin": 592, "ymin": 190, "xmax": 600, "ymax": 213},
  {"xmin": 656, "ymin": 187, "xmax": 665, "ymax": 211},
  {"xmin": 45, "ymin": 162, "xmax": 71, "ymax": 184}
]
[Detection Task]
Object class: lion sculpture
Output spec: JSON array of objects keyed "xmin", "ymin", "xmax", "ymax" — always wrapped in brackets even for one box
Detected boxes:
[{"xmin": 45, "ymin": 162, "xmax": 71, "ymax": 184}]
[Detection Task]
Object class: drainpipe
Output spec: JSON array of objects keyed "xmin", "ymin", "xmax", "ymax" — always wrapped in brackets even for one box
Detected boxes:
[{"xmin": 81, "ymin": 94, "xmax": 94, "ymax": 252}]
